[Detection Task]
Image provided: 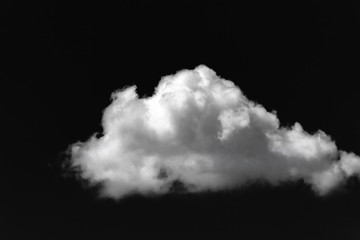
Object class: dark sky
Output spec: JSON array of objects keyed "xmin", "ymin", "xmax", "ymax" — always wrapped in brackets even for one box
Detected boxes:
[{"xmin": 3, "ymin": 1, "xmax": 360, "ymax": 239}]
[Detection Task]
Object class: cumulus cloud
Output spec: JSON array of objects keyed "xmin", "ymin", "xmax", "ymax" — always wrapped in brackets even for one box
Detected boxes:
[{"xmin": 68, "ymin": 65, "xmax": 360, "ymax": 199}]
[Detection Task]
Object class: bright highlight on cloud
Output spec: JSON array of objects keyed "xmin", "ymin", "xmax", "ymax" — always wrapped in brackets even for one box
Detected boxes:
[{"xmin": 69, "ymin": 65, "xmax": 360, "ymax": 199}]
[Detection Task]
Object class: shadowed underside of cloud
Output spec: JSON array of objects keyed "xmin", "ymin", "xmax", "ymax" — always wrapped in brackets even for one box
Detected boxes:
[{"xmin": 68, "ymin": 65, "xmax": 360, "ymax": 199}]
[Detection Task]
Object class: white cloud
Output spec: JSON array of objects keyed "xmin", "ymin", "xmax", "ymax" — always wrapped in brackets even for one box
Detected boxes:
[{"xmin": 68, "ymin": 65, "xmax": 360, "ymax": 199}]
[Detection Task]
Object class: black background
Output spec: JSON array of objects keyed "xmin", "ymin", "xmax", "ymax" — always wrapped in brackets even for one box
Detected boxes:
[{"xmin": 3, "ymin": 0, "xmax": 360, "ymax": 239}]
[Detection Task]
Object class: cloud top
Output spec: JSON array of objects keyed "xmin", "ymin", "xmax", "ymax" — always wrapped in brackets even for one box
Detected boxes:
[{"xmin": 69, "ymin": 65, "xmax": 360, "ymax": 199}]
